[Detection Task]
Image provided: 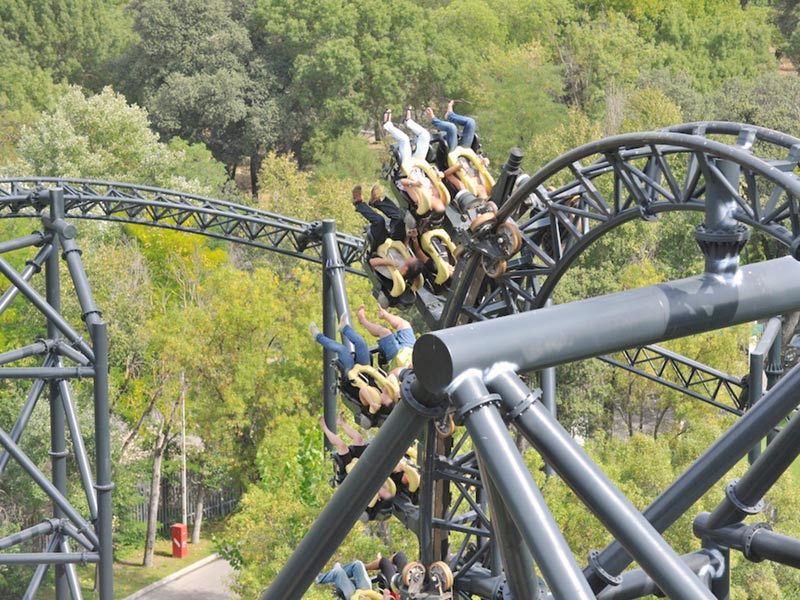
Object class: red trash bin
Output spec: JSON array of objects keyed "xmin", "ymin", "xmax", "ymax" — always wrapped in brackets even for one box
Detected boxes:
[{"xmin": 171, "ymin": 523, "xmax": 188, "ymax": 558}]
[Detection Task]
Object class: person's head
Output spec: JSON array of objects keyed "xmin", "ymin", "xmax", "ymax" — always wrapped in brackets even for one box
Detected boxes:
[
  {"xmin": 371, "ymin": 184, "xmax": 383, "ymax": 203},
  {"xmin": 400, "ymin": 257, "xmax": 424, "ymax": 281}
]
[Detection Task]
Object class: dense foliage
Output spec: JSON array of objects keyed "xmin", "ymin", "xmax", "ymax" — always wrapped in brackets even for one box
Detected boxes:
[{"xmin": 2, "ymin": 0, "xmax": 800, "ymax": 598}]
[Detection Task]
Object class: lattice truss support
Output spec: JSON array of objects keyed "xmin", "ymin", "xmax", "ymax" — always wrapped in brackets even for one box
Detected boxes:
[
  {"xmin": 437, "ymin": 122, "xmax": 800, "ymax": 414},
  {"xmin": 0, "ymin": 178, "xmax": 366, "ymax": 270},
  {"xmin": 0, "ymin": 189, "xmax": 113, "ymax": 599},
  {"xmin": 269, "ymin": 255, "xmax": 800, "ymax": 600}
]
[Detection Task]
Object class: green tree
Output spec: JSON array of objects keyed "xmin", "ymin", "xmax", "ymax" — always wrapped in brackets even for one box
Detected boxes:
[
  {"xmin": 772, "ymin": 0, "xmax": 800, "ymax": 66},
  {"xmin": 119, "ymin": 0, "xmax": 279, "ymax": 193},
  {"xmin": 469, "ymin": 43, "xmax": 568, "ymax": 166},
  {"xmin": 250, "ymin": 0, "xmax": 452, "ymax": 162},
  {"xmin": 708, "ymin": 72, "xmax": 800, "ymax": 138},
  {"xmin": 15, "ymin": 85, "xmax": 226, "ymax": 193},
  {"xmin": 0, "ymin": 0, "xmax": 133, "ymax": 88},
  {"xmin": 0, "ymin": 37, "xmax": 65, "ymax": 164}
]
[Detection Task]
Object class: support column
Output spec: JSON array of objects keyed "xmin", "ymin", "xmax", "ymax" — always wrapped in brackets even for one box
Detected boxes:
[
  {"xmin": 320, "ymin": 220, "xmax": 342, "ymax": 442},
  {"xmin": 487, "ymin": 368, "xmax": 714, "ymax": 600},
  {"xmin": 46, "ymin": 189, "xmax": 68, "ymax": 600},
  {"xmin": 92, "ymin": 322, "xmax": 113, "ymax": 599},
  {"xmin": 477, "ymin": 456, "xmax": 540, "ymax": 599},
  {"xmin": 449, "ymin": 372, "xmax": 595, "ymax": 599}
]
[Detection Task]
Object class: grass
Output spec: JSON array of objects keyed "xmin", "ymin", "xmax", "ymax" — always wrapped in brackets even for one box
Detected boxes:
[{"xmin": 36, "ymin": 522, "xmax": 223, "ymax": 599}]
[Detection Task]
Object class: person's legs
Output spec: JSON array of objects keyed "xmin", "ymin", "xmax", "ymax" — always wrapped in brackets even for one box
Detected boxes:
[
  {"xmin": 357, "ymin": 305, "xmax": 393, "ymax": 339},
  {"xmin": 318, "ymin": 415, "xmax": 349, "ymax": 455},
  {"xmin": 392, "ymin": 551, "xmax": 408, "ymax": 574},
  {"xmin": 340, "ymin": 324, "xmax": 371, "ymax": 366},
  {"xmin": 377, "ymin": 304, "xmax": 412, "ymax": 333},
  {"xmin": 377, "ymin": 557, "xmax": 396, "ymax": 587},
  {"xmin": 371, "ymin": 196, "xmax": 405, "ymax": 242},
  {"xmin": 431, "ymin": 117, "xmax": 458, "ymax": 150},
  {"xmin": 447, "ymin": 111, "xmax": 476, "ymax": 149},
  {"xmin": 313, "ymin": 327, "xmax": 355, "ymax": 373},
  {"xmin": 384, "ymin": 120, "xmax": 411, "ymax": 163},
  {"xmin": 354, "ymin": 201, "xmax": 389, "ymax": 253},
  {"xmin": 317, "ymin": 563, "xmax": 357, "ymax": 597},
  {"xmin": 342, "ymin": 560, "xmax": 372, "ymax": 591},
  {"xmin": 405, "ymin": 118, "xmax": 430, "ymax": 159},
  {"xmin": 337, "ymin": 412, "xmax": 364, "ymax": 446}
]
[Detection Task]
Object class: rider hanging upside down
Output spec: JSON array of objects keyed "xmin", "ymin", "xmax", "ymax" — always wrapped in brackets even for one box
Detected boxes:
[
  {"xmin": 318, "ymin": 414, "xmax": 397, "ymax": 521},
  {"xmin": 310, "ymin": 320, "xmax": 398, "ymax": 416},
  {"xmin": 383, "ymin": 107, "xmax": 461, "ymax": 218},
  {"xmin": 356, "ymin": 303, "xmax": 415, "ymax": 371},
  {"xmin": 353, "ymin": 184, "xmax": 425, "ymax": 306},
  {"xmin": 426, "ymin": 101, "xmax": 494, "ymax": 201}
]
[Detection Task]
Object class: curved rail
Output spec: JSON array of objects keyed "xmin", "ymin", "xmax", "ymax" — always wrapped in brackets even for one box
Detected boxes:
[
  {"xmin": 441, "ymin": 124, "xmax": 800, "ymax": 326},
  {"xmin": 0, "ymin": 177, "xmax": 367, "ymax": 272}
]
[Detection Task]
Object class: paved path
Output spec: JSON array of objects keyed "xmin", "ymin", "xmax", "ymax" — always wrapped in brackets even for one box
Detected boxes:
[{"xmin": 123, "ymin": 554, "xmax": 239, "ymax": 600}]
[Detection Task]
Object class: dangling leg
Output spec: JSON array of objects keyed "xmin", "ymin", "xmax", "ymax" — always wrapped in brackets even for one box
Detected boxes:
[
  {"xmin": 311, "ymin": 322, "xmax": 355, "ymax": 372},
  {"xmin": 377, "ymin": 304, "xmax": 412, "ymax": 333},
  {"xmin": 383, "ymin": 112, "xmax": 411, "ymax": 163},
  {"xmin": 427, "ymin": 106, "xmax": 458, "ymax": 151},
  {"xmin": 354, "ymin": 192, "xmax": 389, "ymax": 253},
  {"xmin": 357, "ymin": 305, "xmax": 393, "ymax": 339},
  {"xmin": 337, "ymin": 412, "xmax": 364, "ymax": 446},
  {"xmin": 318, "ymin": 415, "xmax": 349, "ymax": 455},
  {"xmin": 405, "ymin": 117, "xmax": 431, "ymax": 160},
  {"xmin": 317, "ymin": 563, "xmax": 357, "ymax": 598},
  {"xmin": 446, "ymin": 103, "xmax": 476, "ymax": 149},
  {"xmin": 340, "ymin": 324, "xmax": 371, "ymax": 366}
]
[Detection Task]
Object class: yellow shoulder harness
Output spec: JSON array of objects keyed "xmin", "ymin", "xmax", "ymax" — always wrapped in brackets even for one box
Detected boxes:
[
  {"xmin": 374, "ymin": 239, "xmax": 423, "ymax": 298},
  {"xmin": 448, "ymin": 147, "xmax": 495, "ymax": 198},
  {"xmin": 420, "ymin": 228, "xmax": 457, "ymax": 285},
  {"xmin": 350, "ymin": 590, "xmax": 383, "ymax": 600},
  {"xmin": 402, "ymin": 158, "xmax": 451, "ymax": 213}
]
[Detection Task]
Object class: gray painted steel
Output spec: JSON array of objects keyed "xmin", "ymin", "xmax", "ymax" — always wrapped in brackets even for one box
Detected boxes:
[
  {"xmin": 595, "ymin": 551, "xmax": 720, "ymax": 600},
  {"xmin": 449, "ymin": 373, "xmax": 595, "ymax": 599},
  {"xmin": 414, "ymin": 256, "xmax": 800, "ymax": 394},
  {"xmin": 478, "ymin": 460, "xmax": 541, "ymax": 599},
  {"xmin": 261, "ymin": 396, "xmax": 430, "ymax": 600},
  {"xmin": 487, "ymin": 369, "xmax": 715, "ymax": 599},
  {"xmin": 586, "ymin": 360, "xmax": 800, "ymax": 591}
]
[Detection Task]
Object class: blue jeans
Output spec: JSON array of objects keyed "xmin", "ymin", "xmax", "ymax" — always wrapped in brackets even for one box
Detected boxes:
[
  {"xmin": 432, "ymin": 116, "xmax": 458, "ymax": 150},
  {"xmin": 316, "ymin": 560, "xmax": 372, "ymax": 597},
  {"xmin": 315, "ymin": 325, "xmax": 370, "ymax": 372},
  {"xmin": 447, "ymin": 110, "xmax": 476, "ymax": 149}
]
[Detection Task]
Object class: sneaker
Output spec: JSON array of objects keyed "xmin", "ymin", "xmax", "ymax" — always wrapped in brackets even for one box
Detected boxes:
[{"xmin": 309, "ymin": 322, "xmax": 320, "ymax": 338}]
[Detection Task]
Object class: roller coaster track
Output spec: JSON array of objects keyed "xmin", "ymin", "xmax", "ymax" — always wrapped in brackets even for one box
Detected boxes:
[
  {"xmin": 0, "ymin": 177, "xmax": 367, "ymax": 270},
  {"xmin": 5, "ymin": 121, "xmax": 800, "ymax": 599}
]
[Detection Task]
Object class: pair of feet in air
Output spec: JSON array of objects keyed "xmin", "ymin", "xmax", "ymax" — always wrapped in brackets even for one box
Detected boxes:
[
  {"xmin": 352, "ymin": 186, "xmax": 382, "ymax": 206},
  {"xmin": 309, "ymin": 318, "xmax": 349, "ymax": 338},
  {"xmin": 384, "ymin": 100, "xmax": 455, "ymax": 126},
  {"xmin": 383, "ymin": 106, "xmax": 413, "ymax": 126}
]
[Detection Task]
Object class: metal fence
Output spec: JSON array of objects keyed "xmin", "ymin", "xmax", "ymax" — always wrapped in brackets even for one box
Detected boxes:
[{"xmin": 132, "ymin": 478, "xmax": 242, "ymax": 537}]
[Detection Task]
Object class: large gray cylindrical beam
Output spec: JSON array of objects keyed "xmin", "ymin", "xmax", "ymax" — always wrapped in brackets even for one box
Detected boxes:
[
  {"xmin": 262, "ymin": 398, "xmax": 427, "ymax": 600},
  {"xmin": 414, "ymin": 256, "xmax": 800, "ymax": 394},
  {"xmin": 449, "ymin": 374, "xmax": 595, "ymax": 600},
  {"xmin": 487, "ymin": 369, "xmax": 714, "ymax": 600}
]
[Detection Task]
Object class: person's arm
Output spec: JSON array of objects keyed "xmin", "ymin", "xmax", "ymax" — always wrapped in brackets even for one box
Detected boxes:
[
  {"xmin": 408, "ymin": 230, "xmax": 428, "ymax": 263},
  {"xmin": 444, "ymin": 162, "xmax": 463, "ymax": 178},
  {"xmin": 370, "ymin": 256, "xmax": 404, "ymax": 269},
  {"xmin": 399, "ymin": 177, "xmax": 422, "ymax": 188}
]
